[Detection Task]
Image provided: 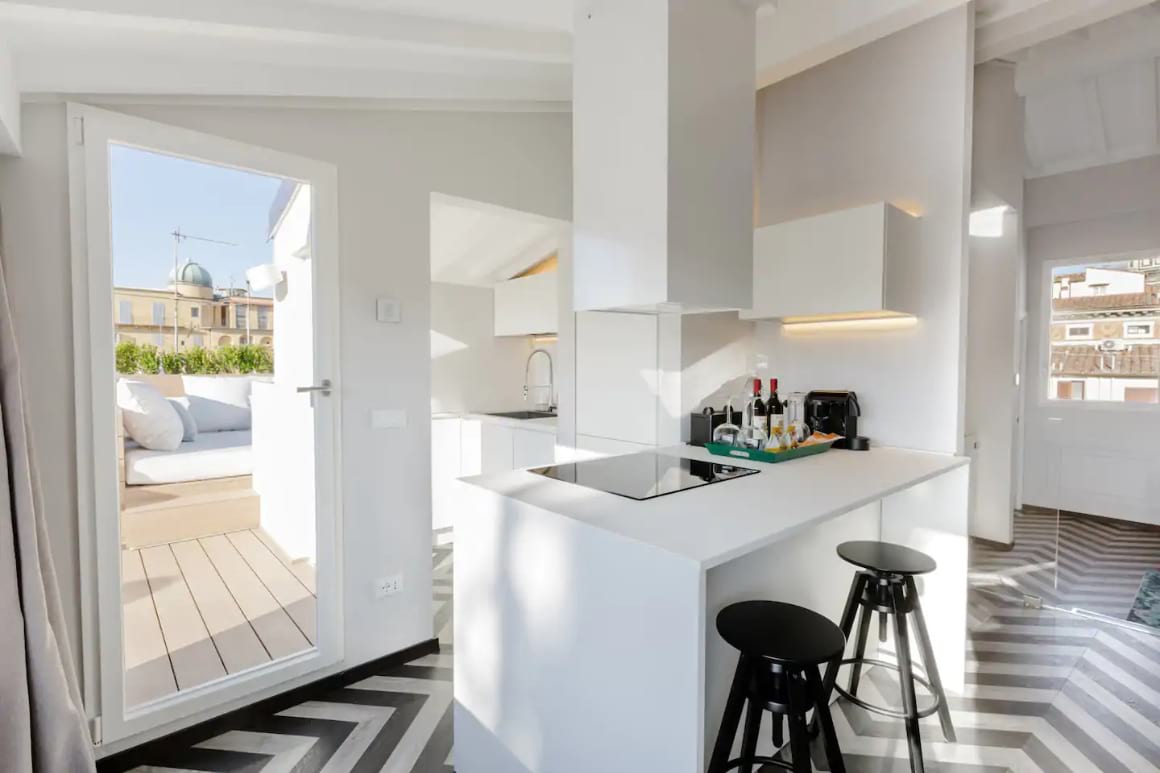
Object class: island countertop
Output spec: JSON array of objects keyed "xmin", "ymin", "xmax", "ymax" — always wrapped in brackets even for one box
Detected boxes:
[{"xmin": 460, "ymin": 444, "xmax": 968, "ymax": 569}]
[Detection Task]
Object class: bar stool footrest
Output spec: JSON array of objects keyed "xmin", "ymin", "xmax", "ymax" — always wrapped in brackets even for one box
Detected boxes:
[
  {"xmin": 833, "ymin": 657, "xmax": 943, "ymax": 720},
  {"xmin": 720, "ymin": 754, "xmax": 796, "ymax": 771}
]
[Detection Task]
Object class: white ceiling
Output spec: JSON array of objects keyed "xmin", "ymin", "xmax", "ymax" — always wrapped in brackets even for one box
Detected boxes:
[
  {"xmin": 1, "ymin": 0, "xmax": 983, "ymax": 103},
  {"xmin": 429, "ymin": 194, "xmax": 563, "ymax": 287},
  {"xmin": 976, "ymin": 0, "xmax": 1160, "ymax": 179}
]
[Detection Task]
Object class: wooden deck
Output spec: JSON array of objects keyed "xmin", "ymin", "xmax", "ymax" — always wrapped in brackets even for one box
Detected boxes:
[{"xmin": 122, "ymin": 528, "xmax": 317, "ymax": 707}]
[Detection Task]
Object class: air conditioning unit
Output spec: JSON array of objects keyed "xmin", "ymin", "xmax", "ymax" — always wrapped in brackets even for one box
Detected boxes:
[{"xmin": 1098, "ymin": 339, "xmax": 1123, "ymax": 352}]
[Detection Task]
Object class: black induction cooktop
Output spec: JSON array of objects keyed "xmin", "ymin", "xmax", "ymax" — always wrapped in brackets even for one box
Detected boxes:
[{"xmin": 527, "ymin": 451, "xmax": 758, "ymax": 501}]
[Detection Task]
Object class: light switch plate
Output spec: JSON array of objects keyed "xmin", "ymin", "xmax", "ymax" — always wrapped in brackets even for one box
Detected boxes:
[
  {"xmin": 372, "ymin": 408, "xmax": 407, "ymax": 429},
  {"xmin": 376, "ymin": 297, "xmax": 401, "ymax": 323}
]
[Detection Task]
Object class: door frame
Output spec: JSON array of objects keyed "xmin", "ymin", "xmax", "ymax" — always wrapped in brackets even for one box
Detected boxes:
[{"xmin": 67, "ymin": 103, "xmax": 343, "ymax": 747}]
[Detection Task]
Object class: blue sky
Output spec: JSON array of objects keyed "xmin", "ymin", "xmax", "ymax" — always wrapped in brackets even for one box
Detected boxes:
[{"xmin": 110, "ymin": 143, "xmax": 284, "ymax": 297}]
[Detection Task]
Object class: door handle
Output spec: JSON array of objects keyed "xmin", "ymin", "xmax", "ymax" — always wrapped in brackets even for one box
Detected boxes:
[{"xmin": 297, "ymin": 379, "xmax": 333, "ymax": 396}]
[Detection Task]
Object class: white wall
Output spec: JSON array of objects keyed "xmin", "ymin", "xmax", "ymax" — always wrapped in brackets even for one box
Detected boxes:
[
  {"xmin": 964, "ymin": 61, "xmax": 1025, "ymax": 545},
  {"xmin": 680, "ymin": 312, "xmax": 755, "ymax": 442},
  {"xmin": 430, "ymin": 281, "xmax": 552, "ymax": 414},
  {"xmin": 0, "ymin": 101, "xmax": 570, "ymax": 749},
  {"xmin": 1023, "ymin": 154, "xmax": 1160, "ymax": 525},
  {"xmin": 752, "ymin": 7, "xmax": 975, "ymax": 454}
]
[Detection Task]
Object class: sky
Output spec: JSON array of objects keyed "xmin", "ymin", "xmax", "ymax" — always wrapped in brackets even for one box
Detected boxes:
[{"xmin": 109, "ymin": 143, "xmax": 284, "ymax": 297}]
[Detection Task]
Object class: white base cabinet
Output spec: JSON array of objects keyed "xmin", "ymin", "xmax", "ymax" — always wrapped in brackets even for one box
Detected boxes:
[{"xmin": 432, "ymin": 416, "xmax": 557, "ymax": 531}]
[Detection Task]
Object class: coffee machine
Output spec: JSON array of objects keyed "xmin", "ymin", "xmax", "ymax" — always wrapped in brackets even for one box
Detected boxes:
[{"xmin": 804, "ymin": 390, "xmax": 869, "ymax": 450}]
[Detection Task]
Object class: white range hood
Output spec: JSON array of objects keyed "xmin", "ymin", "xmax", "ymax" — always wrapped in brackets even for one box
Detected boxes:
[{"xmin": 572, "ymin": 0, "xmax": 756, "ymax": 313}]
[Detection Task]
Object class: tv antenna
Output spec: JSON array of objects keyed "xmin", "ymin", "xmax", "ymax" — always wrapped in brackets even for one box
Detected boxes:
[{"xmin": 171, "ymin": 227, "xmax": 237, "ymax": 351}]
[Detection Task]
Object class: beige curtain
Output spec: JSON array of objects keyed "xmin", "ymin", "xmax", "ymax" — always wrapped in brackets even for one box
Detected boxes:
[{"xmin": 0, "ymin": 220, "xmax": 95, "ymax": 771}]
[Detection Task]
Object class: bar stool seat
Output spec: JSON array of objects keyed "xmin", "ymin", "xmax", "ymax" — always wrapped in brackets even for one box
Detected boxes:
[
  {"xmin": 709, "ymin": 601, "xmax": 847, "ymax": 773},
  {"xmin": 717, "ymin": 601, "xmax": 846, "ymax": 666},
  {"xmin": 836, "ymin": 541, "xmax": 936, "ymax": 576}
]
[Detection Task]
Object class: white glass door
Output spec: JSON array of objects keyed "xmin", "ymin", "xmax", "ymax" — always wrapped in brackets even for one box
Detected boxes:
[{"xmin": 68, "ymin": 104, "xmax": 342, "ymax": 746}]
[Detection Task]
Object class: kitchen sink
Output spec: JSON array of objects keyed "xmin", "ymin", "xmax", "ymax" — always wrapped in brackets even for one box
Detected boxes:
[{"xmin": 485, "ymin": 410, "xmax": 557, "ymax": 420}]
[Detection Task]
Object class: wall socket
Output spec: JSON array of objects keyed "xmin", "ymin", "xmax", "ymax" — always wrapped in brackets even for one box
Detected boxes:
[{"xmin": 374, "ymin": 574, "xmax": 404, "ymax": 598}]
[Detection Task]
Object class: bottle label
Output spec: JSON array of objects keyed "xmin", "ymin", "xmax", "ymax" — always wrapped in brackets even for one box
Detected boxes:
[{"xmin": 754, "ymin": 415, "xmax": 768, "ymax": 433}]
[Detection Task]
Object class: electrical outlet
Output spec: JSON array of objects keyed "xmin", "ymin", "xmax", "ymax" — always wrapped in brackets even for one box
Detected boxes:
[{"xmin": 374, "ymin": 574, "xmax": 404, "ymax": 598}]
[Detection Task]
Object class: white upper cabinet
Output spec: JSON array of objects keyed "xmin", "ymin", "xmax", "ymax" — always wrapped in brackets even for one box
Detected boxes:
[
  {"xmin": 494, "ymin": 272, "xmax": 558, "ymax": 336},
  {"xmin": 740, "ymin": 203, "xmax": 922, "ymax": 321},
  {"xmin": 572, "ymin": 0, "xmax": 755, "ymax": 312}
]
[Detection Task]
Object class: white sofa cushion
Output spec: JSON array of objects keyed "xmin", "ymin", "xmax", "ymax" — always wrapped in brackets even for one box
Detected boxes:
[
  {"xmin": 183, "ymin": 376, "xmax": 253, "ymax": 432},
  {"xmin": 118, "ymin": 380, "xmax": 183, "ymax": 451},
  {"xmin": 167, "ymin": 396, "xmax": 199, "ymax": 442},
  {"xmin": 124, "ymin": 430, "xmax": 252, "ymax": 485}
]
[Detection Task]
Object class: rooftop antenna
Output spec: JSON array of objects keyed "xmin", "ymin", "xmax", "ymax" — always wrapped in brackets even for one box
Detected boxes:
[{"xmin": 171, "ymin": 227, "xmax": 237, "ymax": 353}]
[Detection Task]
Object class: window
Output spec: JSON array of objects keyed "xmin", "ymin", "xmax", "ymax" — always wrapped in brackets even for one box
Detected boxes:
[
  {"xmin": 1125, "ymin": 322, "xmax": 1153, "ymax": 338},
  {"xmin": 1049, "ymin": 257, "xmax": 1160, "ymax": 404},
  {"xmin": 257, "ymin": 307, "xmax": 270, "ymax": 330},
  {"xmin": 118, "ymin": 300, "xmax": 132, "ymax": 324},
  {"xmin": 191, "ymin": 334, "xmax": 204, "ymax": 348},
  {"xmin": 235, "ymin": 304, "xmax": 247, "ymax": 329},
  {"xmin": 190, "ymin": 306, "xmax": 199, "ymax": 320},
  {"xmin": 152, "ymin": 302, "xmax": 166, "ymax": 325},
  {"xmin": 1066, "ymin": 325, "xmax": 1092, "ymax": 339}
]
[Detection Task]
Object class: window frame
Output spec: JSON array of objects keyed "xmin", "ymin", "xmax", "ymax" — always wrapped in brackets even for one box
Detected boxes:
[
  {"xmin": 1124, "ymin": 321, "xmax": 1153, "ymax": 339},
  {"xmin": 1064, "ymin": 323, "xmax": 1092, "ymax": 340},
  {"xmin": 1041, "ymin": 253, "xmax": 1160, "ymax": 411}
]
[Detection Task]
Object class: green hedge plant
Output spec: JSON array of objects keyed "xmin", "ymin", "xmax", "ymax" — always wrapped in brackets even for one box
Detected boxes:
[{"xmin": 114, "ymin": 341, "xmax": 273, "ymax": 375}]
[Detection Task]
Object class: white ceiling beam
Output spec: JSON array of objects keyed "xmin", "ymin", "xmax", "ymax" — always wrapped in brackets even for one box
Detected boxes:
[
  {"xmin": 0, "ymin": 39, "xmax": 18, "ymax": 155},
  {"xmin": 1013, "ymin": 13, "xmax": 1160, "ymax": 94},
  {"xmin": 1082, "ymin": 79, "xmax": 1108, "ymax": 158},
  {"xmin": 14, "ymin": 49, "xmax": 570, "ymax": 102},
  {"xmin": 755, "ymin": 0, "xmax": 968, "ymax": 88},
  {"xmin": 976, "ymin": 0, "xmax": 1155, "ymax": 64},
  {"xmin": 0, "ymin": 0, "xmax": 570, "ymax": 63}
]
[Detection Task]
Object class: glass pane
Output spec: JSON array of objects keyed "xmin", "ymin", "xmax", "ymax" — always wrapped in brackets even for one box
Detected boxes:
[{"xmin": 1048, "ymin": 256, "xmax": 1160, "ymax": 404}]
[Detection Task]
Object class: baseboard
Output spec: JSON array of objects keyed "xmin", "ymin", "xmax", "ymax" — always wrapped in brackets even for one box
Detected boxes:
[
  {"xmin": 970, "ymin": 535, "xmax": 1014, "ymax": 552},
  {"xmin": 96, "ymin": 638, "xmax": 440, "ymax": 772}
]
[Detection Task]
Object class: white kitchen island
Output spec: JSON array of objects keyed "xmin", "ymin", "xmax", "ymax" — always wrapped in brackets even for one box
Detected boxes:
[{"xmin": 453, "ymin": 445, "xmax": 970, "ymax": 773}]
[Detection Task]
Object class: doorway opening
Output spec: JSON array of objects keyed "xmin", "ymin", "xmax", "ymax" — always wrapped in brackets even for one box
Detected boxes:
[
  {"xmin": 110, "ymin": 145, "xmax": 318, "ymax": 707},
  {"xmin": 70, "ymin": 105, "xmax": 341, "ymax": 747}
]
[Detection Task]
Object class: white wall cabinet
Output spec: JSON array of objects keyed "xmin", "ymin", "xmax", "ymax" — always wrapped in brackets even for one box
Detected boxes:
[
  {"xmin": 741, "ymin": 202, "xmax": 921, "ymax": 320},
  {"xmin": 494, "ymin": 272, "xmax": 558, "ymax": 336}
]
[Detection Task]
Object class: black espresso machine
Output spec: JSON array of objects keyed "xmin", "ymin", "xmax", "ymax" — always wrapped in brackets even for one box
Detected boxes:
[{"xmin": 804, "ymin": 390, "xmax": 870, "ymax": 450}]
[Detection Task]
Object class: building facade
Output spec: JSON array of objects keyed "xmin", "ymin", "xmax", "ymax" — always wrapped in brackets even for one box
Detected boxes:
[
  {"xmin": 1049, "ymin": 258, "xmax": 1160, "ymax": 403},
  {"xmin": 113, "ymin": 260, "xmax": 274, "ymax": 351}
]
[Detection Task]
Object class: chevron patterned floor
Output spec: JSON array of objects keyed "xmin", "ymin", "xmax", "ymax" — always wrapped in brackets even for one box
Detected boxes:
[
  {"xmin": 125, "ymin": 531, "xmax": 1159, "ymax": 772},
  {"xmin": 971, "ymin": 509, "xmax": 1160, "ymax": 623}
]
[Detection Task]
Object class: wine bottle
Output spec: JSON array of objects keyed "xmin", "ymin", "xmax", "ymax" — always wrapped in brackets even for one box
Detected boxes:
[
  {"xmin": 749, "ymin": 378, "xmax": 768, "ymax": 434},
  {"xmin": 768, "ymin": 378, "xmax": 784, "ymax": 438}
]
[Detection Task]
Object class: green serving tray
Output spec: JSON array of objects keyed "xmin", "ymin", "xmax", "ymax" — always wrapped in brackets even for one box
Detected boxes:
[{"xmin": 704, "ymin": 441, "xmax": 833, "ymax": 464}]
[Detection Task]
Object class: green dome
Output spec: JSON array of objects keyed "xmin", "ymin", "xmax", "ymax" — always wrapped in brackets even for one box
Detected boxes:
[{"xmin": 170, "ymin": 260, "xmax": 213, "ymax": 288}]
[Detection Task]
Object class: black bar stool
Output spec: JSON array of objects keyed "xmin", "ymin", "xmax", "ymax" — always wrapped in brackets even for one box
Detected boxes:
[
  {"xmin": 821, "ymin": 541, "xmax": 955, "ymax": 773},
  {"xmin": 708, "ymin": 601, "xmax": 846, "ymax": 773}
]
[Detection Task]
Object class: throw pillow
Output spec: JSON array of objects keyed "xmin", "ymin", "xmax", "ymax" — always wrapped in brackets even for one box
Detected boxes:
[
  {"xmin": 183, "ymin": 375, "xmax": 254, "ymax": 433},
  {"xmin": 167, "ymin": 396, "xmax": 199, "ymax": 442},
  {"xmin": 117, "ymin": 380, "xmax": 184, "ymax": 451}
]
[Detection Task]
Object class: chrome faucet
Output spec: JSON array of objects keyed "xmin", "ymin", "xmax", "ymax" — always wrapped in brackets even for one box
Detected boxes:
[{"xmin": 523, "ymin": 348, "xmax": 555, "ymax": 411}]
